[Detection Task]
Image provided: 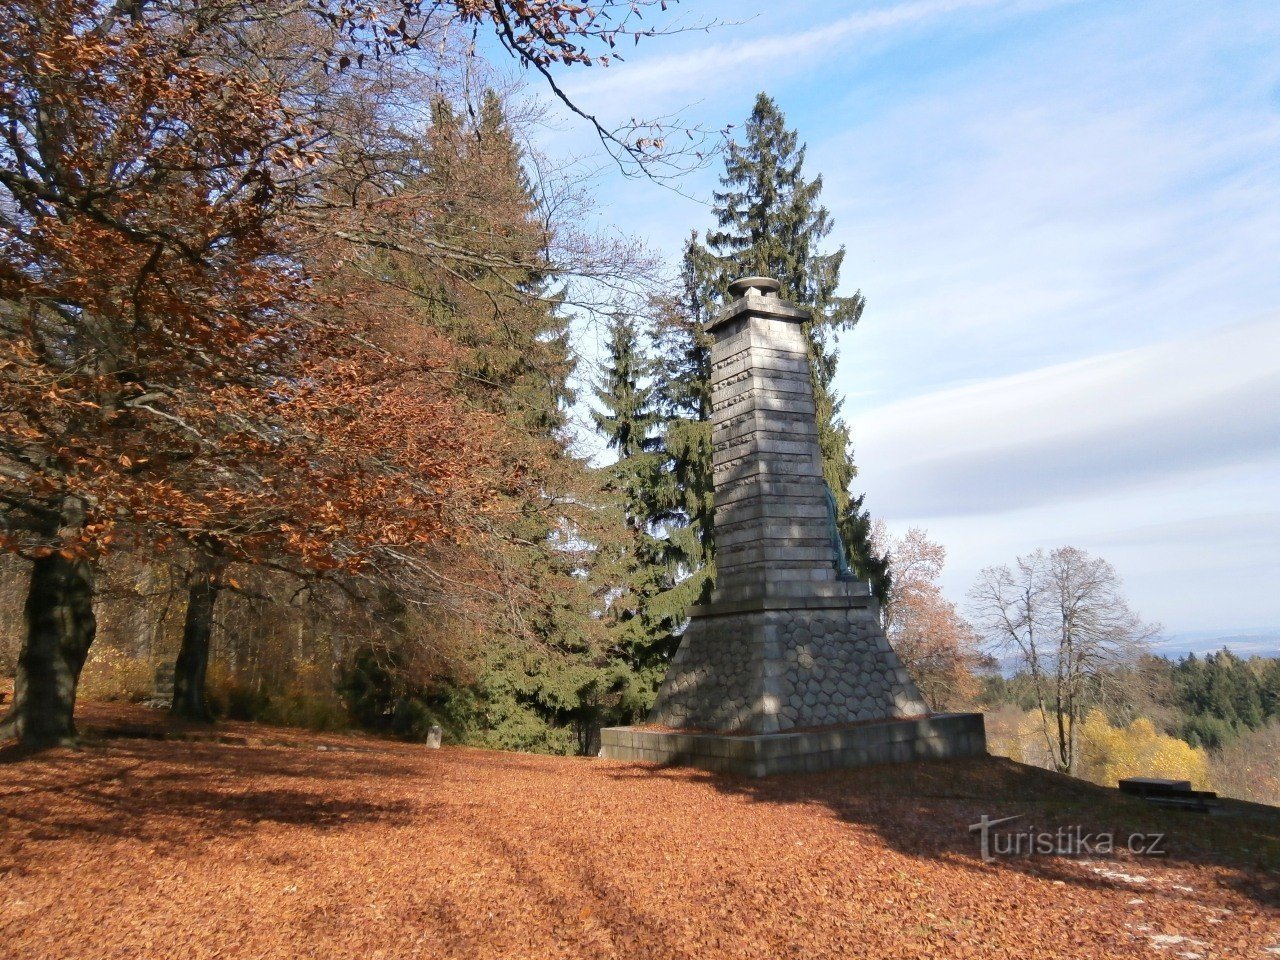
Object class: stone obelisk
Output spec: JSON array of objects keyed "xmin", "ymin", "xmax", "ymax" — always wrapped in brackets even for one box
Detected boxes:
[
  {"xmin": 647, "ymin": 276, "xmax": 928, "ymax": 733},
  {"xmin": 600, "ymin": 278, "xmax": 986, "ymax": 775}
]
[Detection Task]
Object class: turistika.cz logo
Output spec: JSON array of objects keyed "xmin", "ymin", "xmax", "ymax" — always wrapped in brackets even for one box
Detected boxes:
[{"xmin": 968, "ymin": 814, "xmax": 1167, "ymax": 863}]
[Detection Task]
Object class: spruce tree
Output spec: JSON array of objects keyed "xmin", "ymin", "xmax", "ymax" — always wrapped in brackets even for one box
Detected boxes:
[
  {"xmin": 650, "ymin": 236, "xmax": 717, "ymax": 606},
  {"xmin": 1259, "ymin": 657, "xmax": 1280, "ymax": 720},
  {"xmin": 591, "ymin": 314, "xmax": 680, "ymax": 713},
  {"xmin": 663, "ymin": 92, "xmax": 891, "ymax": 600},
  {"xmin": 592, "ymin": 315, "xmax": 662, "ymax": 521},
  {"xmin": 841, "ymin": 493, "xmax": 891, "ymax": 601},
  {"xmin": 356, "ymin": 91, "xmax": 613, "ymax": 754}
]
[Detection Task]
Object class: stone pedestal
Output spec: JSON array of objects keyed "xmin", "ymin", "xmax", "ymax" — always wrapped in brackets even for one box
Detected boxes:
[
  {"xmin": 644, "ymin": 597, "xmax": 924, "ymax": 735},
  {"xmin": 600, "ymin": 277, "xmax": 986, "ymax": 775},
  {"xmin": 601, "ymin": 713, "xmax": 986, "ymax": 778}
]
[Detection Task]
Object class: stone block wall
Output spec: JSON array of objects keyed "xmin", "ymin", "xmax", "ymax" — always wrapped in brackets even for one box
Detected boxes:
[
  {"xmin": 773, "ymin": 608, "xmax": 928, "ymax": 726},
  {"xmin": 708, "ymin": 305, "xmax": 840, "ymax": 598},
  {"xmin": 601, "ymin": 713, "xmax": 988, "ymax": 777}
]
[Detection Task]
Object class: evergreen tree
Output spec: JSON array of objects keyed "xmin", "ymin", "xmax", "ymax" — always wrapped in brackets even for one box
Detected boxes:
[
  {"xmin": 352, "ymin": 91, "xmax": 615, "ymax": 754},
  {"xmin": 649, "ymin": 237, "xmax": 718, "ymax": 609},
  {"xmin": 590, "ymin": 313, "xmax": 680, "ymax": 715},
  {"xmin": 417, "ymin": 92, "xmax": 575, "ymax": 433},
  {"xmin": 592, "ymin": 315, "xmax": 662, "ymax": 521},
  {"xmin": 661, "ymin": 92, "xmax": 890, "ymax": 601},
  {"xmin": 1172, "ymin": 649, "xmax": 1267, "ymax": 744},
  {"xmin": 1207, "ymin": 650, "xmax": 1264, "ymax": 728},
  {"xmin": 1258, "ymin": 657, "xmax": 1280, "ymax": 719},
  {"xmin": 841, "ymin": 494, "xmax": 891, "ymax": 602}
]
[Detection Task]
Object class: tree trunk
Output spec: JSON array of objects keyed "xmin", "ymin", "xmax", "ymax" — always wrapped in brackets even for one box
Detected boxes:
[
  {"xmin": 1067, "ymin": 704, "xmax": 1079, "ymax": 776},
  {"xmin": 1055, "ymin": 685, "xmax": 1071, "ymax": 774},
  {"xmin": 0, "ymin": 550, "xmax": 97, "ymax": 748},
  {"xmin": 171, "ymin": 552, "xmax": 225, "ymax": 722}
]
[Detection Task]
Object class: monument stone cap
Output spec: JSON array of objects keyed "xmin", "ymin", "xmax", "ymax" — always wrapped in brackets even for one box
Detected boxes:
[
  {"xmin": 727, "ymin": 276, "xmax": 781, "ymax": 298},
  {"xmin": 709, "ymin": 275, "xmax": 811, "ymax": 334}
]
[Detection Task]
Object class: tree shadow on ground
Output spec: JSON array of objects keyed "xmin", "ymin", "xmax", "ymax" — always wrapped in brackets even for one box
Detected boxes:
[
  {"xmin": 2, "ymin": 701, "xmax": 1276, "ymax": 951},
  {"xmin": 602, "ymin": 754, "xmax": 1280, "ymax": 909},
  {"xmin": 0, "ymin": 736, "xmax": 423, "ymax": 850}
]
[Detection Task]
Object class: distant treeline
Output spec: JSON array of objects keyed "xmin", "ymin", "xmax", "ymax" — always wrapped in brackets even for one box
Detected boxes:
[{"xmin": 981, "ymin": 649, "xmax": 1280, "ymax": 750}]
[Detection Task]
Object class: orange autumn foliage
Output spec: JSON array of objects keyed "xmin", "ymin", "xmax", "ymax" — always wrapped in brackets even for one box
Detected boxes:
[
  {"xmin": 2, "ymin": 706, "xmax": 1277, "ymax": 959},
  {"xmin": 0, "ymin": 0, "xmax": 534, "ymax": 571},
  {"xmin": 876, "ymin": 524, "xmax": 984, "ymax": 710},
  {"xmin": 0, "ymin": 0, "xmax": 683, "ymax": 747}
]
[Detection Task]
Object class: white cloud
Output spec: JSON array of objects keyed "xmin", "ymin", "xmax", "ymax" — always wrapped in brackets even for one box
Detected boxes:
[
  {"xmin": 854, "ymin": 315, "xmax": 1280, "ymax": 518},
  {"xmin": 537, "ymin": 0, "xmax": 1280, "ymax": 634},
  {"xmin": 852, "ymin": 319, "xmax": 1280, "ymax": 633},
  {"xmin": 559, "ymin": 0, "xmax": 1040, "ymax": 114}
]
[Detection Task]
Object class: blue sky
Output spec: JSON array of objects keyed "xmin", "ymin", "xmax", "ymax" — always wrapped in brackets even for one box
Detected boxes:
[{"xmin": 519, "ymin": 0, "xmax": 1280, "ymax": 641}]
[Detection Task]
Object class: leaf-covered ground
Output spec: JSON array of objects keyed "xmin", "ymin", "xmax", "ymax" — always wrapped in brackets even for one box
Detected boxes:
[{"xmin": 1, "ymin": 704, "xmax": 1277, "ymax": 959}]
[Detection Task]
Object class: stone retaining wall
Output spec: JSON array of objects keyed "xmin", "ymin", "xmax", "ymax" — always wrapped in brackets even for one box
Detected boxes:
[{"xmin": 601, "ymin": 713, "xmax": 987, "ymax": 778}]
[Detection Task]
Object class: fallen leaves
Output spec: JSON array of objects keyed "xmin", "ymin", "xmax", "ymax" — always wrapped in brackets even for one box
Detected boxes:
[{"xmin": 0, "ymin": 703, "xmax": 1276, "ymax": 959}]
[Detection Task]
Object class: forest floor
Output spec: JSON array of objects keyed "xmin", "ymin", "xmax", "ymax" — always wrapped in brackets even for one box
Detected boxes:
[{"xmin": 1, "ymin": 702, "xmax": 1277, "ymax": 959}]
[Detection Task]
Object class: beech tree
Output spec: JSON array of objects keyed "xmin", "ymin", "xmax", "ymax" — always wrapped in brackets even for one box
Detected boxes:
[
  {"xmin": 0, "ymin": 0, "xmax": 684, "ymax": 746},
  {"xmin": 170, "ymin": 547, "xmax": 228, "ymax": 721},
  {"xmin": 1, "ymin": 0, "xmax": 324, "ymax": 742},
  {"xmin": 968, "ymin": 547, "xmax": 1158, "ymax": 774},
  {"xmin": 875, "ymin": 525, "xmax": 982, "ymax": 710}
]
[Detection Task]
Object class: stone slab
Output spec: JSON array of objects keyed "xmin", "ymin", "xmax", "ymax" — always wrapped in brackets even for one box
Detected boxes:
[
  {"xmin": 716, "ymin": 544, "xmax": 837, "ymax": 567},
  {"xmin": 714, "ymin": 453, "xmax": 824, "ymax": 480},
  {"xmin": 600, "ymin": 713, "xmax": 987, "ymax": 777},
  {"xmin": 693, "ymin": 581, "xmax": 874, "ymax": 615},
  {"xmin": 706, "ymin": 293, "xmax": 811, "ymax": 332}
]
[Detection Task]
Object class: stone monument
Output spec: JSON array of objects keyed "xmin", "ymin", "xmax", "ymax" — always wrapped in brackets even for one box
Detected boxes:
[{"xmin": 600, "ymin": 277, "xmax": 986, "ymax": 776}]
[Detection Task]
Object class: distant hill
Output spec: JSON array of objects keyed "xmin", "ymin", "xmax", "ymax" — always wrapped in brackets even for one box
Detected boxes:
[{"xmin": 1154, "ymin": 630, "xmax": 1280, "ymax": 659}]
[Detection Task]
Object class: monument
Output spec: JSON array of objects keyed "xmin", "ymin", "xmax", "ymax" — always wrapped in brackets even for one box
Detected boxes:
[{"xmin": 600, "ymin": 277, "xmax": 986, "ymax": 776}]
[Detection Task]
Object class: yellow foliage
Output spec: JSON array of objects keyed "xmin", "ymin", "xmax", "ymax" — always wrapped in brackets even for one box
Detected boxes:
[
  {"xmin": 987, "ymin": 707, "xmax": 1212, "ymax": 791},
  {"xmin": 1078, "ymin": 709, "xmax": 1211, "ymax": 790},
  {"xmin": 78, "ymin": 644, "xmax": 153, "ymax": 702},
  {"xmin": 985, "ymin": 706, "xmax": 1058, "ymax": 770}
]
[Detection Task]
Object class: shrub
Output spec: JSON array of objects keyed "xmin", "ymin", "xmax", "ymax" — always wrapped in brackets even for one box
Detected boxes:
[
  {"xmin": 206, "ymin": 665, "xmax": 270, "ymax": 720},
  {"xmin": 77, "ymin": 645, "xmax": 153, "ymax": 703},
  {"xmin": 983, "ymin": 706, "xmax": 1062, "ymax": 769},
  {"xmin": 258, "ymin": 690, "xmax": 348, "ymax": 732},
  {"xmin": 207, "ymin": 661, "xmax": 347, "ymax": 731},
  {"xmin": 1078, "ymin": 709, "xmax": 1211, "ymax": 790},
  {"xmin": 338, "ymin": 645, "xmax": 447, "ymax": 741},
  {"xmin": 1208, "ymin": 721, "xmax": 1280, "ymax": 806}
]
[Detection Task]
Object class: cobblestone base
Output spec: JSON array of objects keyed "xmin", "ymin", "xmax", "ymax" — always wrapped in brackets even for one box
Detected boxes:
[{"xmin": 647, "ymin": 604, "xmax": 930, "ymax": 735}]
